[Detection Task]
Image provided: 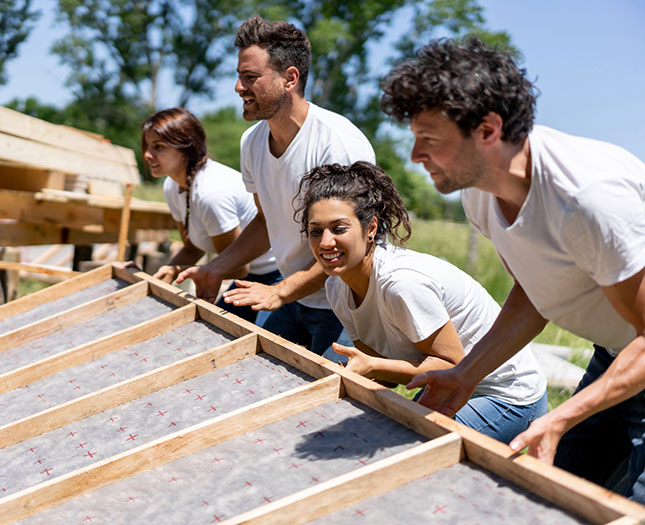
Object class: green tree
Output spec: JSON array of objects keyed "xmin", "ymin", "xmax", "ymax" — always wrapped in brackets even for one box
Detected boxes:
[
  {"xmin": 53, "ymin": 0, "xmax": 240, "ymax": 111},
  {"xmin": 0, "ymin": 0, "xmax": 40, "ymax": 85},
  {"xmin": 201, "ymin": 107, "xmax": 253, "ymax": 172}
]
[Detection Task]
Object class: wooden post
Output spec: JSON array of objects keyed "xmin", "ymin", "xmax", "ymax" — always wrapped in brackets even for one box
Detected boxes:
[
  {"xmin": 117, "ymin": 183, "xmax": 133, "ymax": 262},
  {"xmin": 0, "ymin": 247, "xmax": 21, "ymax": 303}
]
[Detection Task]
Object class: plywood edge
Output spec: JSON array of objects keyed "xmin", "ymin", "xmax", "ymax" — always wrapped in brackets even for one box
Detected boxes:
[
  {"xmin": 0, "ymin": 304, "xmax": 198, "ymax": 393},
  {"xmin": 0, "ymin": 280, "xmax": 149, "ymax": 352},
  {"xmin": 0, "ymin": 264, "xmax": 113, "ymax": 321},
  {"xmin": 225, "ymin": 432, "xmax": 463, "ymax": 525},
  {"xmin": 0, "ymin": 374, "xmax": 342, "ymax": 523},
  {"xmin": 0, "ymin": 333, "xmax": 259, "ymax": 448}
]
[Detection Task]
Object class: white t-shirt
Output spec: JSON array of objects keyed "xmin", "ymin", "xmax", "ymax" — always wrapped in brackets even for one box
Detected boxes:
[
  {"xmin": 462, "ymin": 126, "xmax": 645, "ymax": 355},
  {"xmin": 325, "ymin": 244, "xmax": 546, "ymax": 404},
  {"xmin": 241, "ymin": 103, "xmax": 375, "ymax": 309},
  {"xmin": 164, "ymin": 158, "xmax": 277, "ymax": 275}
]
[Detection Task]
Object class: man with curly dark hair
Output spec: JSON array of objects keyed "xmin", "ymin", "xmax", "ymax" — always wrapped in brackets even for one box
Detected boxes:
[
  {"xmin": 178, "ymin": 16, "xmax": 375, "ymax": 360},
  {"xmin": 382, "ymin": 37, "xmax": 645, "ymax": 503}
]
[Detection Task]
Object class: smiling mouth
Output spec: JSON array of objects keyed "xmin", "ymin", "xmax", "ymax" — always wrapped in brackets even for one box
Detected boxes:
[{"xmin": 320, "ymin": 251, "xmax": 343, "ymax": 262}]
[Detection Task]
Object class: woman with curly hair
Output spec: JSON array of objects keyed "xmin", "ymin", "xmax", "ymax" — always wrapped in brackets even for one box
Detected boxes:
[{"xmin": 295, "ymin": 160, "xmax": 547, "ymax": 444}]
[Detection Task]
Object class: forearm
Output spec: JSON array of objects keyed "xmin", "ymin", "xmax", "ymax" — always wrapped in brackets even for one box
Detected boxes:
[
  {"xmin": 458, "ymin": 282, "xmax": 547, "ymax": 387},
  {"xmin": 273, "ymin": 261, "xmax": 327, "ymax": 305},
  {"xmin": 367, "ymin": 355, "xmax": 455, "ymax": 385},
  {"xmin": 202, "ymin": 215, "xmax": 270, "ymax": 278},
  {"xmin": 548, "ymin": 334, "xmax": 645, "ymax": 434}
]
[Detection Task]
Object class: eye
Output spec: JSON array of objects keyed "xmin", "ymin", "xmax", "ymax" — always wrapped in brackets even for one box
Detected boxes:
[
  {"xmin": 308, "ymin": 228, "xmax": 321, "ymax": 237},
  {"xmin": 333, "ymin": 226, "xmax": 348, "ymax": 234}
]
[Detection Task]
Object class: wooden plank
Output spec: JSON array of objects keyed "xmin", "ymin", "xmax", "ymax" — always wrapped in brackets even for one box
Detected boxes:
[
  {"xmin": 225, "ymin": 432, "xmax": 463, "ymax": 524},
  {"xmin": 0, "ymin": 107, "xmax": 139, "ymax": 180},
  {"xmin": 0, "ymin": 132, "xmax": 139, "ymax": 184},
  {"xmin": 0, "ymin": 260, "xmax": 80, "ymax": 279},
  {"xmin": 0, "ymin": 264, "xmax": 113, "ymax": 321},
  {"xmin": 0, "ymin": 222, "xmax": 127, "ymax": 246},
  {"xmin": 0, "ymin": 280, "xmax": 149, "ymax": 352},
  {"xmin": 0, "ymin": 333, "xmax": 259, "ymax": 448},
  {"xmin": 604, "ymin": 517, "xmax": 642, "ymax": 525},
  {"xmin": 117, "ymin": 184, "xmax": 133, "ymax": 262},
  {"xmin": 196, "ymin": 301, "xmax": 255, "ymax": 339},
  {"xmin": 0, "ymin": 304, "xmax": 198, "ymax": 394},
  {"xmin": 0, "ymin": 374, "xmax": 342, "ymax": 522},
  {"xmin": 258, "ymin": 332, "xmax": 335, "ymax": 381},
  {"xmin": 0, "ymin": 189, "xmax": 105, "ymax": 231}
]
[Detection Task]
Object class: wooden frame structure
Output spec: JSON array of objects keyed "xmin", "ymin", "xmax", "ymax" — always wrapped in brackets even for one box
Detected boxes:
[
  {"xmin": 0, "ymin": 106, "xmax": 174, "ymax": 251},
  {"xmin": 0, "ymin": 265, "xmax": 643, "ymax": 524}
]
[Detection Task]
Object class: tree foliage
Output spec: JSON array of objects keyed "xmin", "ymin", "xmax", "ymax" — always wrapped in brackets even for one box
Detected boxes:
[{"xmin": 0, "ymin": 0, "xmax": 40, "ymax": 85}]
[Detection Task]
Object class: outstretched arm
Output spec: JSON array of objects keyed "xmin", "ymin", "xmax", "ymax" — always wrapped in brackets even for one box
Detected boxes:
[
  {"xmin": 177, "ymin": 195, "xmax": 271, "ymax": 302},
  {"xmin": 153, "ymin": 221, "xmax": 205, "ymax": 283},
  {"xmin": 408, "ymin": 281, "xmax": 547, "ymax": 416},
  {"xmin": 510, "ymin": 266, "xmax": 645, "ymax": 463},
  {"xmin": 333, "ymin": 320, "xmax": 464, "ymax": 385}
]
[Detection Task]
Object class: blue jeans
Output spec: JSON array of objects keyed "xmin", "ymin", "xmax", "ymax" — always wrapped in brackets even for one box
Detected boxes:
[
  {"xmin": 412, "ymin": 389, "xmax": 548, "ymax": 445},
  {"xmin": 554, "ymin": 345, "xmax": 645, "ymax": 503},
  {"xmin": 261, "ymin": 301, "xmax": 351, "ymax": 363},
  {"xmin": 455, "ymin": 392, "xmax": 548, "ymax": 444},
  {"xmin": 215, "ymin": 269, "xmax": 282, "ymax": 325}
]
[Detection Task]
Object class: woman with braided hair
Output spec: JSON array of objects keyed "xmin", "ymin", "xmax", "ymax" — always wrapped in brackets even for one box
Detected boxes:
[
  {"xmin": 141, "ymin": 108, "xmax": 280, "ymax": 323},
  {"xmin": 295, "ymin": 161, "xmax": 547, "ymax": 443}
]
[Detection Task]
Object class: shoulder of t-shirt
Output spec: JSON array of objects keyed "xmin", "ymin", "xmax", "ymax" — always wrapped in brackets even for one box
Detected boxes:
[
  {"xmin": 374, "ymin": 246, "xmax": 443, "ymax": 297},
  {"xmin": 240, "ymin": 120, "xmax": 268, "ymax": 151},
  {"xmin": 308, "ymin": 104, "xmax": 375, "ymax": 160}
]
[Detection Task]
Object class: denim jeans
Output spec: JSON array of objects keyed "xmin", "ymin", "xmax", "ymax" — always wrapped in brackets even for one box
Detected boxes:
[
  {"xmin": 554, "ymin": 345, "xmax": 645, "ymax": 503},
  {"xmin": 261, "ymin": 301, "xmax": 351, "ymax": 363},
  {"xmin": 215, "ymin": 269, "xmax": 282, "ymax": 325},
  {"xmin": 454, "ymin": 391, "xmax": 548, "ymax": 444}
]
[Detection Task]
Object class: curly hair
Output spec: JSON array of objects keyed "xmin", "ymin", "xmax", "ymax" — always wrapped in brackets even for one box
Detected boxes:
[
  {"xmin": 381, "ymin": 37, "xmax": 537, "ymax": 144},
  {"xmin": 235, "ymin": 15, "xmax": 311, "ymax": 95},
  {"xmin": 294, "ymin": 162, "xmax": 411, "ymax": 246}
]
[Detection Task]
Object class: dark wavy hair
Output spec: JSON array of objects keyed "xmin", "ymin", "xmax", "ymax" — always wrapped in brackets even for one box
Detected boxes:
[
  {"xmin": 381, "ymin": 37, "xmax": 537, "ymax": 144},
  {"xmin": 141, "ymin": 107, "xmax": 208, "ymax": 234},
  {"xmin": 294, "ymin": 161, "xmax": 411, "ymax": 246},
  {"xmin": 235, "ymin": 15, "xmax": 311, "ymax": 95}
]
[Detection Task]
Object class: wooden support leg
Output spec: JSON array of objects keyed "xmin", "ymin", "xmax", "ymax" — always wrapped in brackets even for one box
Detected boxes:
[{"xmin": 0, "ymin": 247, "xmax": 21, "ymax": 304}]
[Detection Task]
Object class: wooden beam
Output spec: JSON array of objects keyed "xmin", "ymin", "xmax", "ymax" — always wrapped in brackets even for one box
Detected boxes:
[
  {"xmin": 0, "ymin": 132, "xmax": 139, "ymax": 184},
  {"xmin": 0, "ymin": 304, "xmax": 197, "ymax": 394},
  {"xmin": 0, "ymin": 333, "xmax": 259, "ymax": 448},
  {"xmin": 0, "ymin": 222, "xmax": 144, "ymax": 247},
  {"xmin": 225, "ymin": 432, "xmax": 463, "ymax": 525},
  {"xmin": 0, "ymin": 264, "xmax": 112, "ymax": 321},
  {"xmin": 0, "ymin": 261, "xmax": 79, "ymax": 279},
  {"xmin": 117, "ymin": 183, "xmax": 133, "ymax": 262},
  {"xmin": 0, "ymin": 374, "xmax": 342, "ymax": 522},
  {"xmin": 258, "ymin": 333, "xmax": 336, "ymax": 381},
  {"xmin": 0, "ymin": 280, "xmax": 149, "ymax": 352},
  {"xmin": 0, "ymin": 106, "xmax": 138, "ymax": 173}
]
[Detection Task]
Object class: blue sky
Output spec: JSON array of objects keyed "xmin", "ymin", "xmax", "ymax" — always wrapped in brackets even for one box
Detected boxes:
[{"xmin": 2, "ymin": 0, "xmax": 644, "ymax": 161}]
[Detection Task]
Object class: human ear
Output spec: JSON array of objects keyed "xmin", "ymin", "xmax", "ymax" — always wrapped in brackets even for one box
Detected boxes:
[
  {"xmin": 477, "ymin": 112, "xmax": 503, "ymax": 145},
  {"xmin": 284, "ymin": 66, "xmax": 300, "ymax": 92},
  {"xmin": 367, "ymin": 216, "xmax": 378, "ymax": 241}
]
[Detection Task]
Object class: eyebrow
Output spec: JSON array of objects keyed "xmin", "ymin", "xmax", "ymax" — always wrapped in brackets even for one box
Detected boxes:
[{"xmin": 308, "ymin": 217, "xmax": 352, "ymax": 226}]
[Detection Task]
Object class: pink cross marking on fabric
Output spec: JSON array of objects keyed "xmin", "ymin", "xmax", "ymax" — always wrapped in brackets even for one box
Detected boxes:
[
  {"xmin": 117, "ymin": 426, "xmax": 128, "ymax": 432},
  {"xmin": 202, "ymin": 501, "xmax": 209, "ymax": 506},
  {"xmin": 356, "ymin": 459, "xmax": 368, "ymax": 466},
  {"xmin": 234, "ymin": 378, "xmax": 245, "ymax": 384},
  {"xmin": 168, "ymin": 421, "xmax": 177, "ymax": 427},
  {"xmin": 243, "ymin": 480, "xmax": 254, "ymax": 487},
  {"xmin": 28, "ymin": 447, "xmax": 37, "ymax": 453},
  {"xmin": 73, "ymin": 386, "xmax": 81, "ymax": 390},
  {"xmin": 261, "ymin": 496, "xmax": 272, "ymax": 504},
  {"xmin": 68, "ymin": 379, "xmax": 76, "ymax": 383},
  {"xmin": 296, "ymin": 420, "xmax": 308, "ymax": 428},
  {"xmin": 34, "ymin": 458, "xmax": 45, "ymax": 465},
  {"xmin": 41, "ymin": 468, "xmax": 54, "ymax": 476},
  {"xmin": 76, "ymin": 442, "xmax": 88, "ymax": 449},
  {"xmin": 208, "ymin": 406, "xmax": 217, "ymax": 412},
  {"xmin": 309, "ymin": 477, "xmax": 319, "ymax": 484},
  {"xmin": 168, "ymin": 477, "xmax": 180, "ymax": 483},
  {"xmin": 194, "ymin": 394, "xmax": 206, "ymax": 401},
  {"xmin": 255, "ymin": 438, "xmax": 266, "ymax": 444},
  {"xmin": 139, "ymin": 358, "xmax": 148, "ymax": 363},
  {"xmin": 145, "ymin": 402, "xmax": 153, "ymax": 407},
  {"xmin": 313, "ymin": 431, "xmax": 325, "ymax": 438},
  {"xmin": 433, "ymin": 505, "xmax": 447, "ymax": 514},
  {"xmin": 126, "ymin": 433, "xmax": 139, "ymax": 441},
  {"xmin": 83, "ymin": 516, "xmax": 95, "ymax": 522},
  {"xmin": 183, "ymin": 388, "xmax": 192, "ymax": 394},
  {"xmin": 246, "ymin": 389, "xmax": 255, "ymax": 395},
  {"xmin": 68, "ymin": 431, "xmax": 77, "ymax": 438},
  {"xmin": 353, "ymin": 509, "xmax": 367, "ymax": 517},
  {"xmin": 156, "ymin": 410, "xmax": 168, "ymax": 417},
  {"xmin": 211, "ymin": 515, "xmax": 224, "ymax": 523},
  {"xmin": 84, "ymin": 451, "xmax": 97, "ymax": 459},
  {"xmin": 222, "ymin": 373, "xmax": 231, "ymax": 378},
  {"xmin": 108, "ymin": 373, "xmax": 116, "ymax": 377},
  {"xmin": 333, "ymin": 445, "xmax": 345, "ymax": 452},
  {"xmin": 288, "ymin": 463, "xmax": 301, "ymax": 469},
  {"xmin": 127, "ymin": 496, "xmax": 137, "ymax": 503},
  {"xmin": 211, "ymin": 457, "xmax": 223, "ymax": 464}
]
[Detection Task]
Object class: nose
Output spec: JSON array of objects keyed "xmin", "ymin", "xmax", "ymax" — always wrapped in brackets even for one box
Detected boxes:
[
  {"xmin": 319, "ymin": 229, "xmax": 335, "ymax": 248},
  {"xmin": 235, "ymin": 76, "xmax": 245, "ymax": 94},
  {"xmin": 144, "ymin": 149, "xmax": 154, "ymax": 162},
  {"xmin": 410, "ymin": 138, "xmax": 428, "ymax": 164}
]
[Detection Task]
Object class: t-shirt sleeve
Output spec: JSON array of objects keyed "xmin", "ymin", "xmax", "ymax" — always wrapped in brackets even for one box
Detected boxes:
[
  {"xmin": 240, "ymin": 131, "xmax": 256, "ymax": 194},
  {"xmin": 197, "ymin": 190, "xmax": 241, "ymax": 238},
  {"xmin": 325, "ymin": 278, "xmax": 359, "ymax": 341},
  {"xmin": 163, "ymin": 178, "xmax": 183, "ymax": 223},
  {"xmin": 562, "ymin": 184, "xmax": 645, "ymax": 286},
  {"xmin": 381, "ymin": 270, "xmax": 450, "ymax": 344}
]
